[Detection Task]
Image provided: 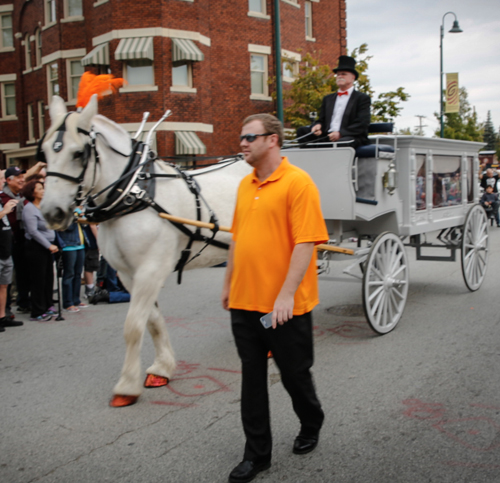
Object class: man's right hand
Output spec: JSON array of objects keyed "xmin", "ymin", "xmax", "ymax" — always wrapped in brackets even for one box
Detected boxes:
[
  {"xmin": 2, "ymin": 199, "xmax": 18, "ymax": 215},
  {"xmin": 221, "ymin": 285, "xmax": 230, "ymax": 311},
  {"xmin": 311, "ymin": 124, "xmax": 322, "ymax": 136}
]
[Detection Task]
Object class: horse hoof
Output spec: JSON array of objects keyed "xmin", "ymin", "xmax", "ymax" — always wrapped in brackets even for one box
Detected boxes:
[
  {"xmin": 144, "ymin": 374, "xmax": 169, "ymax": 388},
  {"xmin": 109, "ymin": 395, "xmax": 139, "ymax": 407},
  {"xmin": 267, "ymin": 351, "xmax": 273, "ymax": 359}
]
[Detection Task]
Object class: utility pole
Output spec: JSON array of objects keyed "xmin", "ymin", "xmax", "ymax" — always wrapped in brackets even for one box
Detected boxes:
[{"xmin": 415, "ymin": 115, "xmax": 427, "ymax": 136}]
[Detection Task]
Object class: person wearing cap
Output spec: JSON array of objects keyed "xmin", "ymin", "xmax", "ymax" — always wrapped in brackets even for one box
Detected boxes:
[
  {"xmin": 298, "ymin": 55, "xmax": 371, "ymax": 149},
  {"xmin": 0, "ymin": 166, "xmax": 31, "ymax": 314}
]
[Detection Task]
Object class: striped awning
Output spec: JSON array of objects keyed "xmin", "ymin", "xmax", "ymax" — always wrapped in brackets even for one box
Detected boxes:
[
  {"xmin": 115, "ymin": 37, "xmax": 154, "ymax": 61},
  {"xmin": 172, "ymin": 38, "xmax": 204, "ymax": 62},
  {"xmin": 81, "ymin": 43, "xmax": 110, "ymax": 66},
  {"xmin": 175, "ymin": 131, "xmax": 206, "ymax": 155}
]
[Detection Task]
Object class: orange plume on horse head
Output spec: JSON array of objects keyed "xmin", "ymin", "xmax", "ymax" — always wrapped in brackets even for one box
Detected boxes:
[{"xmin": 76, "ymin": 72, "xmax": 126, "ymax": 108}]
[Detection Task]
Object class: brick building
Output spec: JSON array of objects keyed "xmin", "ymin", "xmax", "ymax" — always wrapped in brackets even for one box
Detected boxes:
[{"xmin": 0, "ymin": 0, "xmax": 346, "ymax": 169}]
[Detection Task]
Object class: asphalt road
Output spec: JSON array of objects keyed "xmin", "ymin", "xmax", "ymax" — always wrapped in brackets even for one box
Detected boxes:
[{"xmin": 1, "ymin": 229, "xmax": 500, "ymax": 483}]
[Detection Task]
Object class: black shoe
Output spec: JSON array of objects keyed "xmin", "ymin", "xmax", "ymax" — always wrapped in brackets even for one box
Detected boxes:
[
  {"xmin": 90, "ymin": 289, "xmax": 109, "ymax": 305},
  {"xmin": 0, "ymin": 323, "xmax": 4, "ymax": 332},
  {"xmin": 293, "ymin": 434, "xmax": 319, "ymax": 455},
  {"xmin": 0, "ymin": 316, "xmax": 23, "ymax": 327},
  {"xmin": 16, "ymin": 306, "xmax": 30, "ymax": 314},
  {"xmin": 228, "ymin": 460, "xmax": 271, "ymax": 483}
]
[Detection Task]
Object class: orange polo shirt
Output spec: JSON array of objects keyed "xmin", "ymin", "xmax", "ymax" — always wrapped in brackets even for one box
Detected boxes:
[{"xmin": 229, "ymin": 157, "xmax": 328, "ymax": 315}]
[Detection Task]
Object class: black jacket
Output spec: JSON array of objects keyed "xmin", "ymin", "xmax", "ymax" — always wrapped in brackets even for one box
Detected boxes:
[{"xmin": 314, "ymin": 90, "xmax": 371, "ymax": 148}]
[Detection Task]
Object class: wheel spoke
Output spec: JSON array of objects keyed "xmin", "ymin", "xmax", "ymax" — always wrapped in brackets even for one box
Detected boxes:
[{"xmin": 368, "ymin": 285, "xmax": 384, "ymax": 303}]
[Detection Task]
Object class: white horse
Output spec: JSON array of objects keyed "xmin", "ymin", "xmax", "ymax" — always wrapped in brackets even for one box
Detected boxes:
[{"xmin": 41, "ymin": 95, "xmax": 251, "ymax": 407}]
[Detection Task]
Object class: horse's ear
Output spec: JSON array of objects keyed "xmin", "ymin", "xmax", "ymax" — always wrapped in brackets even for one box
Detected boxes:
[
  {"xmin": 77, "ymin": 94, "xmax": 98, "ymax": 131},
  {"xmin": 49, "ymin": 96, "xmax": 67, "ymax": 124}
]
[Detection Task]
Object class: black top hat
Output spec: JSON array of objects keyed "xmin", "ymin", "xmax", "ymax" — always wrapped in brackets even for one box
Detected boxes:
[{"xmin": 333, "ymin": 55, "xmax": 359, "ymax": 80}]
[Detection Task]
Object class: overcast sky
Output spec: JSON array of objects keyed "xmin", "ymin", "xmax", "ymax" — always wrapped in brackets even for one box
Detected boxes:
[{"xmin": 346, "ymin": 0, "xmax": 500, "ymax": 137}]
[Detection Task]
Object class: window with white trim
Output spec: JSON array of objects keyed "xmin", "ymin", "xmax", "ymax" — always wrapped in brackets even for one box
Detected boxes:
[
  {"xmin": 283, "ymin": 59, "xmax": 298, "ymax": 82},
  {"xmin": 248, "ymin": 0, "xmax": 265, "ymax": 14},
  {"xmin": 1, "ymin": 83, "xmax": 16, "ymax": 118},
  {"xmin": 45, "ymin": 0, "xmax": 57, "ymax": 25},
  {"xmin": 124, "ymin": 59, "xmax": 154, "ymax": 86},
  {"xmin": 250, "ymin": 54, "xmax": 268, "ymax": 96},
  {"xmin": 67, "ymin": 58, "xmax": 84, "ymax": 102},
  {"xmin": 24, "ymin": 34, "xmax": 31, "ymax": 70},
  {"xmin": 65, "ymin": 0, "xmax": 82, "ymax": 18},
  {"xmin": 305, "ymin": 1, "xmax": 313, "ymax": 38},
  {"xmin": 38, "ymin": 100, "xmax": 45, "ymax": 138},
  {"xmin": 172, "ymin": 61, "xmax": 192, "ymax": 88},
  {"xmin": 27, "ymin": 104, "xmax": 35, "ymax": 142},
  {"xmin": 35, "ymin": 29, "xmax": 42, "ymax": 67},
  {"xmin": 0, "ymin": 14, "xmax": 13, "ymax": 49},
  {"xmin": 47, "ymin": 62, "xmax": 59, "ymax": 97}
]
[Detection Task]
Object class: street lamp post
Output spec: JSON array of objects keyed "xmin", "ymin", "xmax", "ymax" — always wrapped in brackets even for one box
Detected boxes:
[{"xmin": 440, "ymin": 11, "xmax": 462, "ymax": 138}]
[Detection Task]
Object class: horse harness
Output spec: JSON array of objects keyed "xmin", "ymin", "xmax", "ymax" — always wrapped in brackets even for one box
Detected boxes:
[{"xmin": 39, "ymin": 113, "xmax": 234, "ymax": 283}]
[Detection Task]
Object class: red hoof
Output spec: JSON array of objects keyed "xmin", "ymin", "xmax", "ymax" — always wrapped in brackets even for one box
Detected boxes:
[
  {"xmin": 267, "ymin": 351, "xmax": 273, "ymax": 359},
  {"xmin": 109, "ymin": 395, "xmax": 139, "ymax": 407},
  {"xmin": 144, "ymin": 374, "xmax": 169, "ymax": 388}
]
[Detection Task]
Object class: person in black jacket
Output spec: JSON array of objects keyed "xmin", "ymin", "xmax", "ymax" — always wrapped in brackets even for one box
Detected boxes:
[{"xmin": 297, "ymin": 55, "xmax": 371, "ymax": 149}]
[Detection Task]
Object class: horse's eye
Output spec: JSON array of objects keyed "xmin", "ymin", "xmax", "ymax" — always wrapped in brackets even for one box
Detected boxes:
[{"xmin": 73, "ymin": 151, "xmax": 84, "ymax": 159}]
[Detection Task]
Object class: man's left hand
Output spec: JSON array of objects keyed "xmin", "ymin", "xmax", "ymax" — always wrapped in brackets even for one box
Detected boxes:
[
  {"xmin": 272, "ymin": 292, "xmax": 294, "ymax": 328},
  {"xmin": 328, "ymin": 131, "xmax": 341, "ymax": 142}
]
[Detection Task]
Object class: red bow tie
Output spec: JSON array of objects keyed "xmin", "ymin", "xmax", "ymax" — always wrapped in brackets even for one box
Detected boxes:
[{"xmin": 338, "ymin": 91, "xmax": 348, "ymax": 97}]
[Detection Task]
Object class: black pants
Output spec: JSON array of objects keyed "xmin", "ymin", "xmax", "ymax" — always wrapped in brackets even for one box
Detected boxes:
[
  {"xmin": 10, "ymin": 239, "xmax": 30, "ymax": 309},
  {"xmin": 230, "ymin": 309, "xmax": 324, "ymax": 464},
  {"xmin": 25, "ymin": 240, "xmax": 54, "ymax": 317}
]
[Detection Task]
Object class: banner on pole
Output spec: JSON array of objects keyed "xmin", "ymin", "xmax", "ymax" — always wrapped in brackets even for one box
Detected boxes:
[{"xmin": 445, "ymin": 73, "xmax": 459, "ymax": 113}]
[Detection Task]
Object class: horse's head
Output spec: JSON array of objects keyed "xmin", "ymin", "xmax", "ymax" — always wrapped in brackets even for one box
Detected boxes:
[{"xmin": 40, "ymin": 95, "xmax": 97, "ymax": 230}]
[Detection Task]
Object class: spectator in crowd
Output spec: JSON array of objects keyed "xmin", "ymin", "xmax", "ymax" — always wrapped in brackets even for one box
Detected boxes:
[
  {"xmin": 480, "ymin": 168, "xmax": 499, "ymax": 193},
  {"xmin": 0, "ymin": 170, "xmax": 23, "ymax": 332},
  {"xmin": 90, "ymin": 258, "xmax": 130, "ymax": 305},
  {"xmin": 21, "ymin": 180, "xmax": 58, "ymax": 321},
  {"xmin": 480, "ymin": 185, "xmax": 500, "ymax": 227},
  {"xmin": 0, "ymin": 166, "xmax": 30, "ymax": 314},
  {"xmin": 83, "ymin": 224, "xmax": 99, "ymax": 298},
  {"xmin": 57, "ymin": 221, "xmax": 87, "ymax": 313}
]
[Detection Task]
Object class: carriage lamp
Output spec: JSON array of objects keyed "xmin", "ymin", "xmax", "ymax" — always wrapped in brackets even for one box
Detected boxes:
[{"xmin": 383, "ymin": 161, "xmax": 397, "ymax": 195}]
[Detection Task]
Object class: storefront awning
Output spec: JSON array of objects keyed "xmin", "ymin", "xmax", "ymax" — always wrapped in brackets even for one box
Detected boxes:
[
  {"xmin": 175, "ymin": 131, "xmax": 206, "ymax": 155},
  {"xmin": 172, "ymin": 38, "xmax": 204, "ymax": 62},
  {"xmin": 81, "ymin": 43, "xmax": 110, "ymax": 66},
  {"xmin": 115, "ymin": 37, "xmax": 154, "ymax": 61}
]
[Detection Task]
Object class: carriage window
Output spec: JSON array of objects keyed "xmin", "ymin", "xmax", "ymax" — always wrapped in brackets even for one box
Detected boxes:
[
  {"xmin": 126, "ymin": 59, "xmax": 154, "ymax": 86},
  {"xmin": 416, "ymin": 154, "xmax": 426, "ymax": 211},
  {"xmin": 467, "ymin": 156, "xmax": 474, "ymax": 203},
  {"xmin": 432, "ymin": 155, "xmax": 461, "ymax": 208}
]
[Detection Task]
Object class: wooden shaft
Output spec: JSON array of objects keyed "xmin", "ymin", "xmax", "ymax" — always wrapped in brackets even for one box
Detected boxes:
[{"xmin": 158, "ymin": 212, "xmax": 355, "ymax": 256}]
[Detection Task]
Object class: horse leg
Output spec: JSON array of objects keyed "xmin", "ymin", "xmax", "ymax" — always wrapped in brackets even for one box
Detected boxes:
[
  {"xmin": 144, "ymin": 301, "xmax": 176, "ymax": 388},
  {"xmin": 110, "ymin": 270, "xmax": 163, "ymax": 407}
]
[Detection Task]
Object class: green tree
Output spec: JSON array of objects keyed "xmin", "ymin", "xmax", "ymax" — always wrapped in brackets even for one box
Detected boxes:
[
  {"xmin": 435, "ymin": 87, "xmax": 483, "ymax": 141},
  {"xmin": 483, "ymin": 110, "xmax": 498, "ymax": 150},
  {"xmin": 278, "ymin": 44, "xmax": 410, "ymax": 129}
]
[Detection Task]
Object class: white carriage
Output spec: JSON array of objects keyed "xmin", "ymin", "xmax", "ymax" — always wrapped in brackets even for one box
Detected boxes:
[{"xmin": 285, "ymin": 132, "xmax": 486, "ymax": 335}]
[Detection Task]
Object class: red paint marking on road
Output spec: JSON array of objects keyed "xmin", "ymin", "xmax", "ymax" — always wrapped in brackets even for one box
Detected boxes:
[
  {"xmin": 402, "ymin": 399, "xmax": 446, "ymax": 420},
  {"xmin": 150, "ymin": 401, "xmax": 197, "ymax": 408},
  {"xmin": 194, "ymin": 385, "xmax": 204, "ymax": 389},
  {"xmin": 443, "ymin": 461, "xmax": 500, "ymax": 469},
  {"xmin": 470, "ymin": 403, "xmax": 500, "ymax": 411},
  {"xmin": 167, "ymin": 375, "xmax": 231, "ymax": 397},
  {"xmin": 433, "ymin": 417, "xmax": 500, "ymax": 452},
  {"xmin": 207, "ymin": 368, "xmax": 241, "ymax": 374},
  {"xmin": 326, "ymin": 321, "xmax": 373, "ymax": 339}
]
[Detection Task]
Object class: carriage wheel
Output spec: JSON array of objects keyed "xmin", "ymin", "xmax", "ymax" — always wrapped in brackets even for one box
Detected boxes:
[
  {"xmin": 461, "ymin": 204, "xmax": 489, "ymax": 292},
  {"xmin": 362, "ymin": 232, "xmax": 409, "ymax": 334}
]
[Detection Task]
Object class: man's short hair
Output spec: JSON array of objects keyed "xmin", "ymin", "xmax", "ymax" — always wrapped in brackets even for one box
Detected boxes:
[{"xmin": 243, "ymin": 113, "xmax": 284, "ymax": 147}]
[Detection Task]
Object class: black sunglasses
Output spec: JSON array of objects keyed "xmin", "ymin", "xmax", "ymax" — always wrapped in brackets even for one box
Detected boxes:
[{"xmin": 239, "ymin": 133, "xmax": 274, "ymax": 143}]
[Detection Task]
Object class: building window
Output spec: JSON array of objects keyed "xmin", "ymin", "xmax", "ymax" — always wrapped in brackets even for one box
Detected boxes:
[
  {"xmin": 27, "ymin": 104, "xmax": 35, "ymax": 142},
  {"xmin": 48, "ymin": 62, "xmax": 59, "ymax": 97},
  {"xmin": 38, "ymin": 100, "xmax": 45, "ymax": 138},
  {"xmin": 125, "ymin": 59, "xmax": 154, "ymax": 86},
  {"xmin": 1, "ymin": 83, "xmax": 16, "ymax": 118},
  {"xmin": 250, "ymin": 54, "xmax": 268, "ymax": 96},
  {"xmin": 67, "ymin": 58, "xmax": 84, "ymax": 102},
  {"xmin": 25, "ymin": 34, "xmax": 32, "ymax": 71},
  {"xmin": 1, "ymin": 14, "xmax": 13, "ymax": 49},
  {"xmin": 45, "ymin": 0, "xmax": 57, "ymax": 25},
  {"xmin": 172, "ymin": 62, "xmax": 192, "ymax": 88},
  {"xmin": 65, "ymin": 0, "xmax": 82, "ymax": 18},
  {"xmin": 248, "ymin": 0, "xmax": 265, "ymax": 14},
  {"xmin": 283, "ymin": 59, "xmax": 298, "ymax": 82},
  {"xmin": 305, "ymin": 1, "xmax": 313, "ymax": 38},
  {"xmin": 35, "ymin": 29, "xmax": 42, "ymax": 67}
]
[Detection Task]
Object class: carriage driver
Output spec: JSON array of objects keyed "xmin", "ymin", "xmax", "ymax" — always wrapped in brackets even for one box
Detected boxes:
[
  {"xmin": 297, "ymin": 55, "xmax": 371, "ymax": 149},
  {"xmin": 221, "ymin": 114, "xmax": 328, "ymax": 483}
]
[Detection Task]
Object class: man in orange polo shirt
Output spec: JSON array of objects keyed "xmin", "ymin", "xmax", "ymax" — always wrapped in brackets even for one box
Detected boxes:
[{"xmin": 221, "ymin": 114, "xmax": 329, "ymax": 483}]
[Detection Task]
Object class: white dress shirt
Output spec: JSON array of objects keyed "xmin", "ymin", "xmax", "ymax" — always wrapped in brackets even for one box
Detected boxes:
[{"xmin": 329, "ymin": 86, "xmax": 354, "ymax": 133}]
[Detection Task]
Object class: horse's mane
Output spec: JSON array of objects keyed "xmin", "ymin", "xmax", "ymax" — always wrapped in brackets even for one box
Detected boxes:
[{"xmin": 92, "ymin": 115, "xmax": 133, "ymax": 156}]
